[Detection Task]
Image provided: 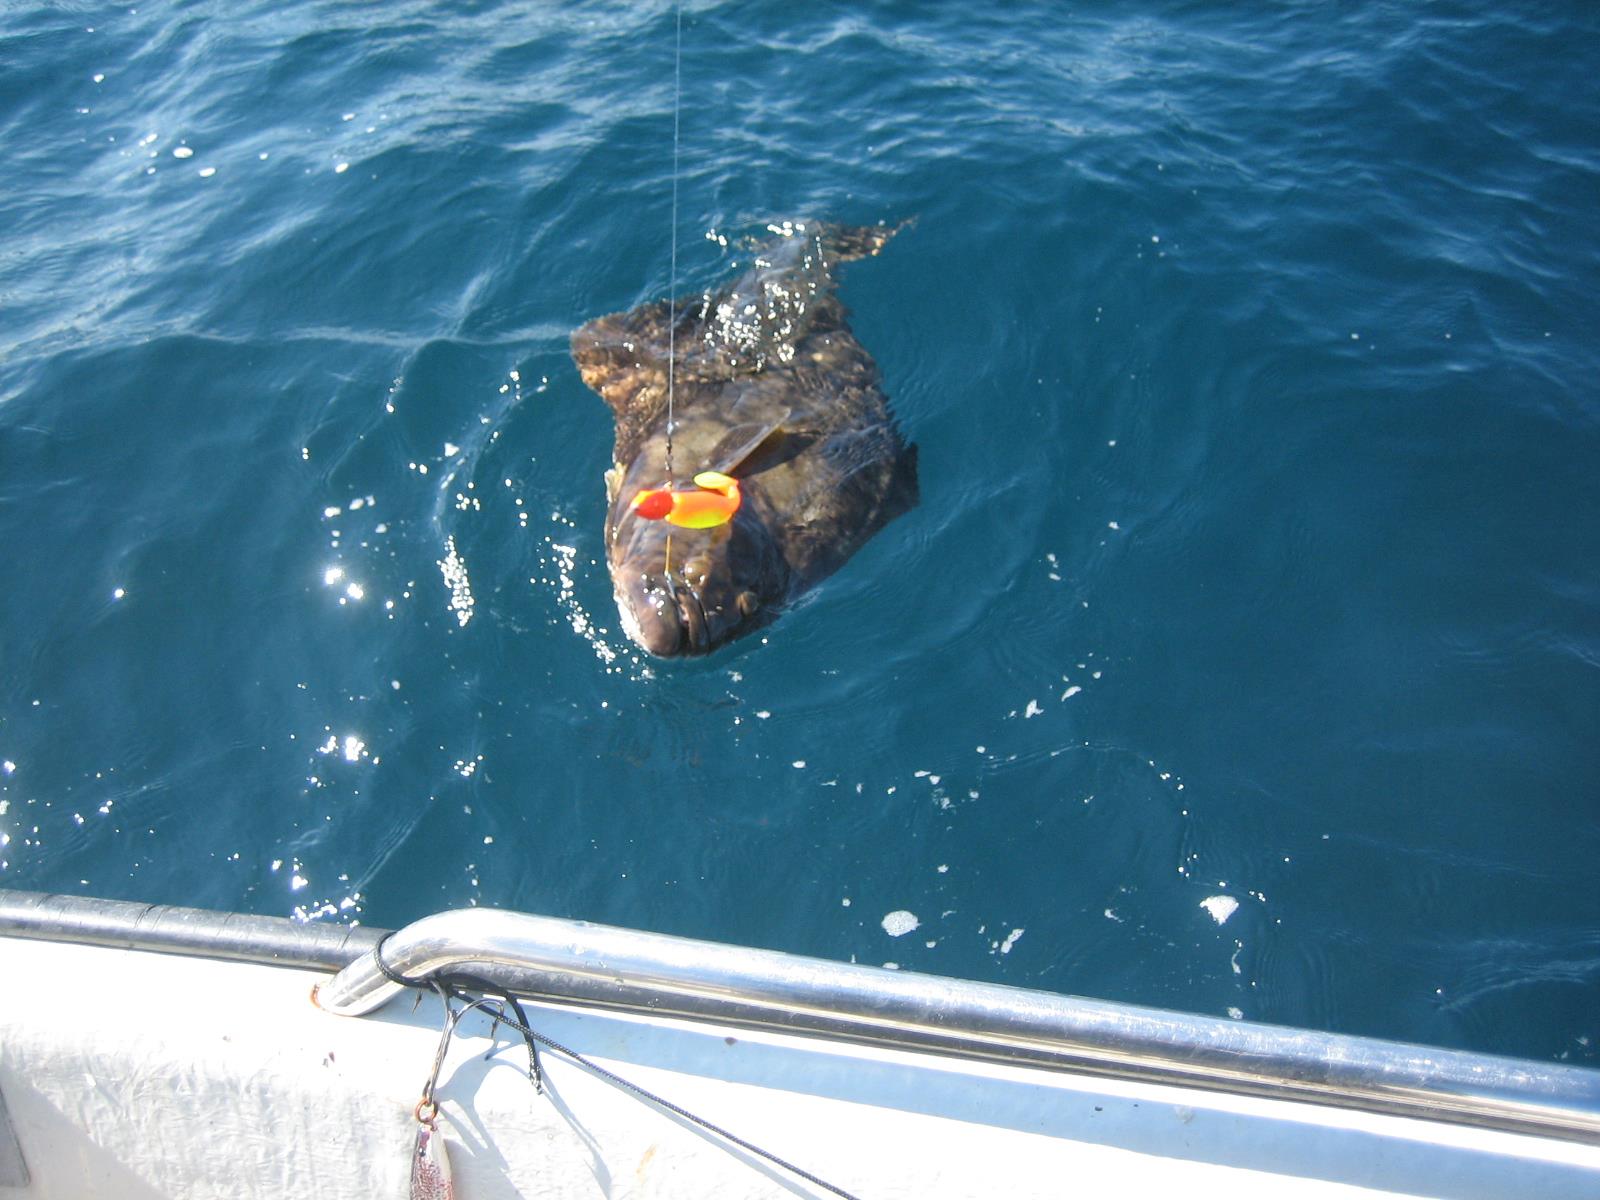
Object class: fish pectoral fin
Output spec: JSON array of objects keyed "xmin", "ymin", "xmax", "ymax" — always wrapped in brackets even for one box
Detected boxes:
[{"xmin": 705, "ymin": 414, "xmax": 792, "ymax": 476}]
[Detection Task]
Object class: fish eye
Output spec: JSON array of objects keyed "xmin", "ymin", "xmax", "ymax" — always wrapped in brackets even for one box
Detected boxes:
[
  {"xmin": 737, "ymin": 591, "xmax": 760, "ymax": 617},
  {"xmin": 684, "ymin": 556, "xmax": 711, "ymax": 585}
]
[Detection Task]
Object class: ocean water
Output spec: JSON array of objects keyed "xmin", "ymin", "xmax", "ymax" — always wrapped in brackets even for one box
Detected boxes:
[{"xmin": 3, "ymin": 2, "xmax": 1598, "ymax": 1066}]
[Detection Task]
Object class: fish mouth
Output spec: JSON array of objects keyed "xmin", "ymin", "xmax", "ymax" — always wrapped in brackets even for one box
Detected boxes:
[
  {"xmin": 620, "ymin": 573, "xmax": 711, "ymax": 657},
  {"xmin": 667, "ymin": 577, "xmax": 710, "ymax": 656}
]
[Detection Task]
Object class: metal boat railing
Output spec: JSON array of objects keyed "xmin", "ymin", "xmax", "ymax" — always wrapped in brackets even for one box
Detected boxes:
[
  {"xmin": 4, "ymin": 888, "xmax": 1599, "ymax": 1145},
  {"xmin": 0, "ymin": 887, "xmax": 381, "ymax": 968}
]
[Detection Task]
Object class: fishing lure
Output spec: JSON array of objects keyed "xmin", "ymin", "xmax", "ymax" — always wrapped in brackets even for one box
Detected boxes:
[
  {"xmin": 632, "ymin": 471, "xmax": 741, "ymax": 528},
  {"xmin": 409, "ymin": 1102, "xmax": 453, "ymax": 1200}
]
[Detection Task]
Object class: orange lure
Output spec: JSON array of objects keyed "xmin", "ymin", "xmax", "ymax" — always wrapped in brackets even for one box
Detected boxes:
[{"xmin": 632, "ymin": 471, "xmax": 742, "ymax": 529}]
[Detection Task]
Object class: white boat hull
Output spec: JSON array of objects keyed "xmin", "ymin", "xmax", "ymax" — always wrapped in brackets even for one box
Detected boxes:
[{"xmin": 4, "ymin": 932, "xmax": 1600, "ymax": 1198}]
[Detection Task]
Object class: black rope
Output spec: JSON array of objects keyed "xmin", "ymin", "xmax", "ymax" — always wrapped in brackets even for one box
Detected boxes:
[{"xmin": 370, "ymin": 934, "xmax": 863, "ymax": 1200}]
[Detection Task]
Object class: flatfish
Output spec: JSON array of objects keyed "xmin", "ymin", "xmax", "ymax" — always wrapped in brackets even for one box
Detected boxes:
[{"xmin": 571, "ymin": 221, "xmax": 918, "ymax": 657}]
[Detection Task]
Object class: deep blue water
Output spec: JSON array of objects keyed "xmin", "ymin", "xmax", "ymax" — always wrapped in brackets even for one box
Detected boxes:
[{"xmin": 3, "ymin": 2, "xmax": 1598, "ymax": 1065}]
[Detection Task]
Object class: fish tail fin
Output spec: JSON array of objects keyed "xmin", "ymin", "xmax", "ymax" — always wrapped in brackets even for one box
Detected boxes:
[
  {"xmin": 892, "ymin": 441, "xmax": 919, "ymax": 515},
  {"xmin": 823, "ymin": 218, "xmax": 914, "ymax": 262}
]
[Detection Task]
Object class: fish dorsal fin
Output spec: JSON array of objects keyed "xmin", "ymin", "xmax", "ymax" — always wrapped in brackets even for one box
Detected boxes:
[
  {"xmin": 818, "ymin": 219, "xmax": 912, "ymax": 263},
  {"xmin": 705, "ymin": 413, "xmax": 791, "ymax": 476}
]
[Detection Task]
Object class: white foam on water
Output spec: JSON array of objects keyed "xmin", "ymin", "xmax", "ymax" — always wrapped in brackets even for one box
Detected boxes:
[
  {"xmin": 1201, "ymin": 895, "xmax": 1239, "ymax": 925},
  {"xmin": 881, "ymin": 910, "xmax": 919, "ymax": 937}
]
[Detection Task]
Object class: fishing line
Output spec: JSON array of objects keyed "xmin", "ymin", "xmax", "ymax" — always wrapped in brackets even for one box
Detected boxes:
[
  {"xmin": 373, "ymin": 935, "xmax": 864, "ymax": 1200},
  {"xmin": 665, "ymin": 1, "xmax": 683, "ymax": 485}
]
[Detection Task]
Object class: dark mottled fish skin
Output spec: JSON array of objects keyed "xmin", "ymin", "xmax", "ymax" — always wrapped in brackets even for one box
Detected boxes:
[{"xmin": 571, "ymin": 221, "xmax": 918, "ymax": 657}]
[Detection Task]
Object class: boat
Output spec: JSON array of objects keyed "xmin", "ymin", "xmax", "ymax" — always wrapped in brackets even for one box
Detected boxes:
[{"xmin": 2, "ymin": 888, "xmax": 1597, "ymax": 1197}]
